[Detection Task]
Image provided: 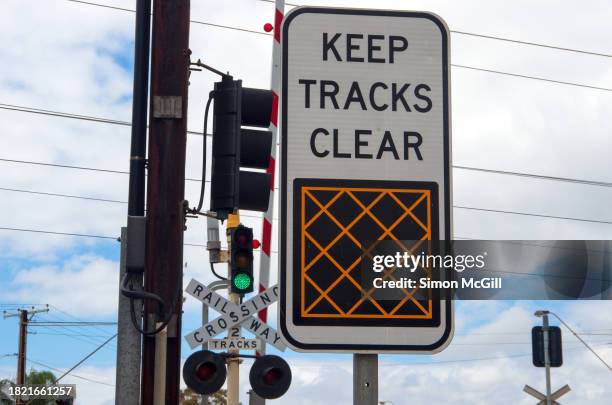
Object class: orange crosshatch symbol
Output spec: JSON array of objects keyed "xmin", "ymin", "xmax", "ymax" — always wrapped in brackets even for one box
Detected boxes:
[{"xmin": 297, "ymin": 181, "xmax": 438, "ymax": 321}]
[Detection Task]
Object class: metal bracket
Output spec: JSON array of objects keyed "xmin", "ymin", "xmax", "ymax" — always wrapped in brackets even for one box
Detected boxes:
[
  {"xmin": 126, "ymin": 216, "xmax": 146, "ymax": 273},
  {"xmin": 209, "ymin": 249, "xmax": 229, "ymax": 264},
  {"xmin": 153, "ymin": 96, "xmax": 182, "ymax": 119}
]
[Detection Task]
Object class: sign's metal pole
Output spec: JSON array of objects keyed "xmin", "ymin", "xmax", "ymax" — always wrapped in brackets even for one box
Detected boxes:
[
  {"xmin": 199, "ymin": 303, "xmax": 209, "ymax": 405},
  {"xmin": 227, "ymin": 213, "xmax": 241, "ymax": 405},
  {"xmin": 542, "ymin": 313, "xmax": 552, "ymax": 405},
  {"xmin": 200, "ymin": 215, "xmax": 219, "ymax": 405},
  {"xmin": 353, "ymin": 354, "xmax": 378, "ymax": 405}
]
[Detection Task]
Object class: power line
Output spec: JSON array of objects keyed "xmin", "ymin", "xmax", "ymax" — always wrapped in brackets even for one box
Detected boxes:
[
  {"xmin": 27, "ymin": 357, "xmax": 115, "ymax": 387},
  {"xmin": 0, "ymin": 103, "xmax": 208, "ymax": 137},
  {"xmin": 317, "ymin": 343, "xmax": 612, "ymax": 368},
  {"xmin": 3, "ymin": 225, "xmax": 612, "ymax": 266},
  {"xmin": 36, "ymin": 313, "xmax": 117, "ymax": 352},
  {"xmin": 3, "ymin": 185, "xmax": 612, "ymax": 227},
  {"xmin": 29, "ymin": 321, "xmax": 117, "ymax": 326},
  {"xmin": 65, "ymin": 0, "xmax": 133, "ymax": 13},
  {"xmin": 64, "ymin": 0, "xmax": 275, "ymax": 36},
  {"xmin": 50, "ymin": 304, "xmax": 119, "ymax": 337},
  {"xmin": 3, "ymin": 155, "xmax": 612, "ymax": 190},
  {"xmin": 547, "ymin": 311, "xmax": 612, "ymax": 373},
  {"xmin": 450, "ymin": 340, "xmax": 610, "ymax": 346},
  {"xmin": 60, "ymin": 0, "xmax": 612, "ymax": 92},
  {"xmin": 0, "ymin": 186, "xmax": 271, "ymax": 222},
  {"xmin": 0, "ymin": 187, "xmax": 126, "ymax": 204},
  {"xmin": 0, "ymin": 226, "xmax": 118, "ymax": 240},
  {"xmin": 0, "ymin": 103, "xmax": 131, "ymax": 126},
  {"xmin": 454, "ymin": 165, "xmax": 612, "ymax": 188},
  {"xmin": 451, "ymin": 30, "xmax": 612, "ymax": 59},
  {"xmin": 29, "ymin": 331, "xmax": 115, "ymax": 339},
  {"xmin": 454, "ymin": 205, "xmax": 612, "ymax": 226},
  {"xmin": 0, "ymin": 157, "xmax": 205, "ymax": 183},
  {"xmin": 54, "ymin": 333, "xmax": 117, "ymax": 383},
  {"xmin": 257, "ymin": 0, "xmax": 612, "ymax": 59},
  {"xmin": 0, "ymin": 157, "xmax": 128, "ymax": 174},
  {"xmin": 0, "ymin": 225, "xmax": 208, "ymax": 247},
  {"xmin": 2, "ymin": 103, "xmax": 612, "ymax": 188},
  {"xmin": 454, "ymin": 64, "xmax": 612, "ymax": 92}
]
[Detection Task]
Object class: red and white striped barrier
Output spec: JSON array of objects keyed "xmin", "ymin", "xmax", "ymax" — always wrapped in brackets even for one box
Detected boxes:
[{"xmin": 257, "ymin": 0, "xmax": 284, "ymax": 357}]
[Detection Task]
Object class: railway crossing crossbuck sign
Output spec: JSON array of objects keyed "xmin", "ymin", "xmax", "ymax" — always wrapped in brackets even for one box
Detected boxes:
[{"xmin": 279, "ymin": 7, "xmax": 453, "ymax": 352}]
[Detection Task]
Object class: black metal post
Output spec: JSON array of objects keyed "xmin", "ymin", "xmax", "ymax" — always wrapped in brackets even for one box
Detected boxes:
[{"xmin": 128, "ymin": 0, "xmax": 151, "ymax": 216}]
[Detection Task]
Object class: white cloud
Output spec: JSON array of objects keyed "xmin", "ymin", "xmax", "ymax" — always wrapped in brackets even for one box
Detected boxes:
[
  {"xmin": 1, "ymin": 1, "xmax": 612, "ymax": 403},
  {"xmin": 2, "ymin": 254, "xmax": 119, "ymax": 317}
]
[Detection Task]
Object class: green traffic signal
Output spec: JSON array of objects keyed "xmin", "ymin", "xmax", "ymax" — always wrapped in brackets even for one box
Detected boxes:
[{"xmin": 233, "ymin": 272, "xmax": 253, "ymax": 291}]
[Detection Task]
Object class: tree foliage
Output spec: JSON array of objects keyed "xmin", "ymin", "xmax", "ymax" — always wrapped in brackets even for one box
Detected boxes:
[
  {"xmin": 0, "ymin": 369, "xmax": 58, "ymax": 405},
  {"xmin": 180, "ymin": 387, "xmax": 227, "ymax": 405}
]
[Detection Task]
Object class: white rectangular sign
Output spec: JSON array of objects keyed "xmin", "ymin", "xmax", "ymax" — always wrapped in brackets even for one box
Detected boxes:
[
  {"xmin": 186, "ymin": 316, "xmax": 285, "ymax": 351},
  {"xmin": 186, "ymin": 279, "xmax": 233, "ymax": 313},
  {"xmin": 207, "ymin": 338, "xmax": 262, "ymax": 351},
  {"xmin": 280, "ymin": 7, "xmax": 453, "ymax": 353},
  {"xmin": 184, "ymin": 280, "xmax": 285, "ymax": 351},
  {"xmin": 186, "ymin": 280, "xmax": 279, "ymax": 325}
]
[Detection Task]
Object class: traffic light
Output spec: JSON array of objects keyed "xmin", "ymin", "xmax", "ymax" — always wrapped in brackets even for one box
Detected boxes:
[
  {"xmin": 532, "ymin": 326, "xmax": 563, "ymax": 367},
  {"xmin": 210, "ymin": 75, "xmax": 273, "ymax": 219},
  {"xmin": 249, "ymin": 355, "xmax": 292, "ymax": 399},
  {"xmin": 183, "ymin": 350, "xmax": 227, "ymax": 395},
  {"xmin": 231, "ymin": 225, "xmax": 255, "ymax": 295}
]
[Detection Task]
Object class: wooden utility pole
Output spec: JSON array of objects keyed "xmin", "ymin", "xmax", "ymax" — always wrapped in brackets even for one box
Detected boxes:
[
  {"xmin": 16, "ymin": 310, "xmax": 27, "ymax": 400},
  {"xmin": 3, "ymin": 306, "xmax": 49, "ymax": 405},
  {"xmin": 141, "ymin": 0, "xmax": 190, "ymax": 404}
]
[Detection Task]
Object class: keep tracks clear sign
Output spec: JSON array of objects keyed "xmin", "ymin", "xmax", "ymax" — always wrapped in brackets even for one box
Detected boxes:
[{"xmin": 279, "ymin": 7, "xmax": 453, "ymax": 353}]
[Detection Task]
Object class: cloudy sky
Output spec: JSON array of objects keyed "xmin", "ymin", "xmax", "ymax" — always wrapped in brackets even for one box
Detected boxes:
[{"xmin": 1, "ymin": 0, "xmax": 612, "ymax": 404}]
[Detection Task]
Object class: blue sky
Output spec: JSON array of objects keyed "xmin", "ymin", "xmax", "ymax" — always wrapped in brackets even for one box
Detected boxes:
[{"xmin": 1, "ymin": 0, "xmax": 612, "ymax": 404}]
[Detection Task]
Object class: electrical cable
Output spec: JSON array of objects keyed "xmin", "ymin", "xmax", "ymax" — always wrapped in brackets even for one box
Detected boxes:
[
  {"xmin": 548, "ymin": 311, "xmax": 612, "ymax": 373},
  {"xmin": 26, "ymin": 357, "xmax": 115, "ymax": 387},
  {"xmin": 0, "ymin": 156, "xmax": 206, "ymax": 183},
  {"xmin": 53, "ymin": 333, "xmax": 117, "ymax": 384},
  {"xmin": 30, "ymin": 314, "xmax": 117, "ymax": 352},
  {"xmin": 454, "ymin": 63, "xmax": 612, "ymax": 92},
  {"xmin": 66, "ymin": 0, "xmax": 612, "ymax": 60},
  {"xmin": 210, "ymin": 262, "xmax": 227, "ymax": 281},
  {"xmin": 0, "ymin": 187, "xmax": 126, "ymax": 204},
  {"xmin": 0, "ymin": 103, "xmax": 208, "ymax": 136},
  {"xmin": 454, "ymin": 204, "xmax": 612, "ymax": 225},
  {"xmin": 28, "ymin": 322, "xmax": 117, "ymax": 326},
  {"xmin": 57, "ymin": 0, "xmax": 612, "ymax": 91},
  {"xmin": 0, "ymin": 226, "xmax": 117, "ymax": 240},
  {"xmin": 3, "ymin": 156, "xmax": 612, "ymax": 190},
  {"xmin": 28, "ymin": 331, "xmax": 113, "ymax": 338},
  {"xmin": 453, "ymin": 165, "xmax": 612, "ymax": 188},
  {"xmin": 191, "ymin": 92, "xmax": 213, "ymax": 214},
  {"xmin": 121, "ymin": 272, "xmax": 175, "ymax": 337},
  {"xmin": 257, "ymin": 0, "xmax": 612, "ymax": 59},
  {"xmin": 48, "ymin": 305, "xmax": 118, "ymax": 347}
]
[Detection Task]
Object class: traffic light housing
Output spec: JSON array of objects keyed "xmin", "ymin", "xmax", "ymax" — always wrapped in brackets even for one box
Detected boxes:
[
  {"xmin": 231, "ymin": 225, "xmax": 255, "ymax": 295},
  {"xmin": 210, "ymin": 76, "xmax": 273, "ymax": 219},
  {"xmin": 249, "ymin": 355, "xmax": 292, "ymax": 399},
  {"xmin": 183, "ymin": 350, "xmax": 227, "ymax": 395},
  {"xmin": 532, "ymin": 326, "xmax": 563, "ymax": 367}
]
